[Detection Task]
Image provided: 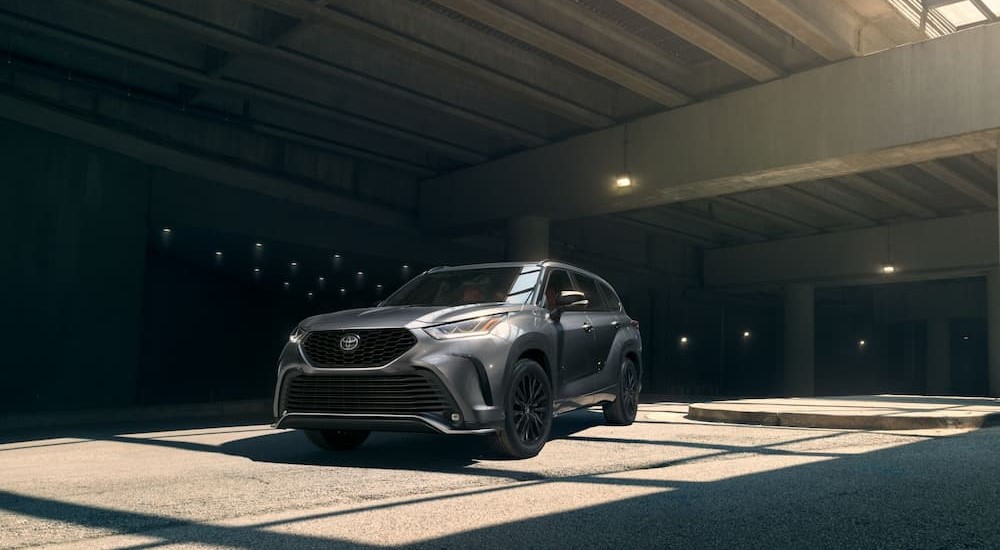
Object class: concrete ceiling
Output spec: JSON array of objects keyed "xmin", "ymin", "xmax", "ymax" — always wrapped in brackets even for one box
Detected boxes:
[
  {"xmin": 0, "ymin": 0, "xmax": 936, "ymax": 177},
  {"xmin": 1, "ymin": 0, "xmax": 988, "ymax": 254}
]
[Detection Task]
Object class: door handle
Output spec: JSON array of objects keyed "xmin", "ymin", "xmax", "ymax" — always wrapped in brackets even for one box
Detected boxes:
[
  {"xmin": 611, "ymin": 321, "xmax": 621, "ymax": 328},
  {"xmin": 582, "ymin": 323, "xmax": 594, "ymax": 332}
]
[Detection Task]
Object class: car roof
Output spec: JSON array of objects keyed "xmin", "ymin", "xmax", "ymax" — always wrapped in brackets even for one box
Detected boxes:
[{"xmin": 427, "ymin": 260, "xmax": 616, "ymax": 289}]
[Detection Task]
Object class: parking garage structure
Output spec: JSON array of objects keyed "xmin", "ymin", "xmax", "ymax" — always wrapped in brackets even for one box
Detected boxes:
[{"xmin": 3, "ymin": 0, "xmax": 1000, "ymax": 421}]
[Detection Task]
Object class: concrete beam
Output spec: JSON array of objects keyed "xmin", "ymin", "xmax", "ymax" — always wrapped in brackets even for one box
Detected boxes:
[
  {"xmin": 245, "ymin": 0, "xmax": 614, "ymax": 128},
  {"xmin": 836, "ymin": 174, "xmax": 938, "ymax": 219},
  {"xmin": 773, "ymin": 187, "xmax": 876, "ymax": 228},
  {"xmin": 94, "ymin": 0, "xmax": 548, "ymax": 148},
  {"xmin": 536, "ymin": 0, "xmax": 691, "ymax": 79},
  {"xmin": 616, "ymin": 0, "xmax": 783, "ymax": 81},
  {"xmin": 431, "ymin": 0, "xmax": 691, "ymax": 107},
  {"xmin": 659, "ymin": 206, "xmax": 769, "ymax": 243},
  {"xmin": 714, "ymin": 196, "xmax": 820, "ymax": 234},
  {"xmin": 0, "ymin": 9, "xmax": 485, "ymax": 165},
  {"xmin": 0, "ymin": 91, "xmax": 413, "ymax": 229},
  {"xmin": 420, "ymin": 24, "xmax": 1000, "ymax": 229},
  {"xmin": 704, "ymin": 212, "xmax": 999, "ymax": 288},
  {"xmin": 915, "ymin": 161, "xmax": 997, "ymax": 208},
  {"xmin": 611, "ymin": 214, "xmax": 719, "ymax": 247},
  {"xmin": 733, "ymin": 0, "xmax": 854, "ymax": 61}
]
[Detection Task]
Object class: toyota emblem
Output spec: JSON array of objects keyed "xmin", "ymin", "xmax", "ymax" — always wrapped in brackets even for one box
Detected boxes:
[{"xmin": 339, "ymin": 333, "xmax": 360, "ymax": 351}]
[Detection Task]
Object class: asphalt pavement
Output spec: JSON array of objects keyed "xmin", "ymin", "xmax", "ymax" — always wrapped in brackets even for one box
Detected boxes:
[{"xmin": 1, "ymin": 401, "xmax": 998, "ymax": 549}]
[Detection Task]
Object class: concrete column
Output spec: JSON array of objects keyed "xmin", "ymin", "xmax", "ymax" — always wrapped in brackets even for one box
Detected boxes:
[
  {"xmin": 506, "ymin": 215, "xmax": 549, "ymax": 261},
  {"xmin": 784, "ymin": 283, "xmax": 815, "ymax": 396},
  {"xmin": 992, "ymin": 143, "xmax": 1000, "ymax": 396},
  {"xmin": 990, "ymin": 271, "xmax": 1000, "ymax": 397},
  {"xmin": 926, "ymin": 317, "xmax": 951, "ymax": 395}
]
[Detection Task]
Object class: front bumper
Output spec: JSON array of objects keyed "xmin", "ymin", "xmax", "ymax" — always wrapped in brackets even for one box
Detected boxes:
[{"xmin": 273, "ymin": 330, "xmax": 508, "ymax": 434}]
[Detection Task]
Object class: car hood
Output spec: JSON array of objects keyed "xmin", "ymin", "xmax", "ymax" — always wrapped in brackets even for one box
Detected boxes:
[{"xmin": 299, "ymin": 303, "xmax": 529, "ymax": 331}]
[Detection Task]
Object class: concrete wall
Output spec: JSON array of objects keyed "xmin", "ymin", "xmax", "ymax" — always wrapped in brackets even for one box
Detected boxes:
[
  {"xmin": 704, "ymin": 212, "xmax": 999, "ymax": 288},
  {"xmin": 0, "ymin": 119, "xmax": 486, "ymax": 413},
  {"xmin": 1, "ymin": 119, "xmax": 150, "ymax": 413}
]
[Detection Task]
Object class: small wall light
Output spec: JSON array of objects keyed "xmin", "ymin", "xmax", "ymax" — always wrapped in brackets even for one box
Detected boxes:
[
  {"xmin": 858, "ymin": 339, "xmax": 866, "ymax": 348},
  {"xmin": 680, "ymin": 336, "xmax": 689, "ymax": 345},
  {"xmin": 742, "ymin": 331, "xmax": 751, "ymax": 339},
  {"xmin": 615, "ymin": 174, "xmax": 633, "ymax": 188},
  {"xmin": 255, "ymin": 242, "xmax": 263, "ymax": 248},
  {"xmin": 161, "ymin": 227, "xmax": 172, "ymax": 234},
  {"xmin": 881, "ymin": 265, "xmax": 896, "ymax": 275}
]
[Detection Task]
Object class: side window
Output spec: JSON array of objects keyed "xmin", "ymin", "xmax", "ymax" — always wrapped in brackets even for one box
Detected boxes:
[
  {"xmin": 573, "ymin": 274, "xmax": 608, "ymax": 311},
  {"xmin": 542, "ymin": 269, "xmax": 576, "ymax": 308},
  {"xmin": 598, "ymin": 281, "xmax": 622, "ymax": 312}
]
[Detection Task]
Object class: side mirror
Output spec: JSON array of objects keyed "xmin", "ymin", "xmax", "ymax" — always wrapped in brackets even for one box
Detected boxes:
[{"xmin": 550, "ymin": 290, "xmax": 588, "ymax": 322}]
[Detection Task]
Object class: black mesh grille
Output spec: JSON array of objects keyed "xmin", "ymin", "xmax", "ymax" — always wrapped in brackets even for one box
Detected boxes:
[
  {"xmin": 301, "ymin": 329, "xmax": 417, "ymax": 368},
  {"xmin": 280, "ymin": 373, "xmax": 451, "ymax": 415}
]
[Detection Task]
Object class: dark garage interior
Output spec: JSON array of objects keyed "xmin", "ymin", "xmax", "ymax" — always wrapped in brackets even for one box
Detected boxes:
[
  {"xmin": 2, "ymin": 0, "xmax": 1000, "ymax": 547},
  {"xmin": 0, "ymin": 0, "xmax": 997, "ymax": 412}
]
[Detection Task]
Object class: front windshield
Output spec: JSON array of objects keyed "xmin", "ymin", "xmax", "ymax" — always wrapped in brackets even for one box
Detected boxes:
[{"xmin": 381, "ymin": 266, "xmax": 541, "ymax": 307}]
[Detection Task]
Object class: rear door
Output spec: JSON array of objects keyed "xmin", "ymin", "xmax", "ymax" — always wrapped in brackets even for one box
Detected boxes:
[{"xmin": 572, "ymin": 273, "xmax": 618, "ymax": 376}]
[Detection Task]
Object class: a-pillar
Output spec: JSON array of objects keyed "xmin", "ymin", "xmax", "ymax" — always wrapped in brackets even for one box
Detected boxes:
[
  {"xmin": 784, "ymin": 283, "xmax": 815, "ymax": 396},
  {"xmin": 925, "ymin": 317, "xmax": 951, "ymax": 395},
  {"xmin": 506, "ymin": 215, "xmax": 549, "ymax": 261}
]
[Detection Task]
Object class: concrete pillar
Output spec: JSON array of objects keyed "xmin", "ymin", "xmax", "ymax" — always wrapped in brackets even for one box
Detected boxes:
[
  {"xmin": 989, "ymin": 271, "xmax": 1000, "ymax": 397},
  {"xmin": 926, "ymin": 317, "xmax": 951, "ymax": 395},
  {"xmin": 784, "ymin": 283, "xmax": 815, "ymax": 396},
  {"xmin": 992, "ymin": 143, "xmax": 1000, "ymax": 396},
  {"xmin": 506, "ymin": 215, "xmax": 549, "ymax": 261}
]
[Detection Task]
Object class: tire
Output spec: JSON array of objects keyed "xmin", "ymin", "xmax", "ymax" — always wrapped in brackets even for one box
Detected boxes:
[
  {"xmin": 304, "ymin": 429, "xmax": 370, "ymax": 451},
  {"xmin": 490, "ymin": 359, "xmax": 553, "ymax": 459},
  {"xmin": 603, "ymin": 358, "xmax": 640, "ymax": 426}
]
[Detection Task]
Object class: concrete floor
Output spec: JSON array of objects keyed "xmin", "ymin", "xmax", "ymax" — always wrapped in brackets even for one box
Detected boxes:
[{"xmin": 1, "ymin": 401, "xmax": 998, "ymax": 549}]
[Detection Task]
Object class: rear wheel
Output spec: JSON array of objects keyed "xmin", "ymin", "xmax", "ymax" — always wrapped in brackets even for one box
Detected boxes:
[
  {"xmin": 304, "ymin": 429, "xmax": 370, "ymax": 451},
  {"xmin": 491, "ymin": 359, "xmax": 553, "ymax": 459},
  {"xmin": 603, "ymin": 358, "xmax": 639, "ymax": 425}
]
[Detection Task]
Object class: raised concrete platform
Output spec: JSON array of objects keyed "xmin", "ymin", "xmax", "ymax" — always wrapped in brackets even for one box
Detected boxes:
[{"xmin": 688, "ymin": 395, "xmax": 1000, "ymax": 430}]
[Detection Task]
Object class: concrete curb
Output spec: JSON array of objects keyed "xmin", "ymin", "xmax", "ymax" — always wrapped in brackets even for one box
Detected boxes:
[
  {"xmin": 687, "ymin": 404, "xmax": 1000, "ymax": 430},
  {"xmin": 0, "ymin": 399, "xmax": 273, "ymax": 432}
]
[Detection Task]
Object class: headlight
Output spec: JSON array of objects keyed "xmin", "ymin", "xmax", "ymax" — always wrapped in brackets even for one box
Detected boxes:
[
  {"xmin": 424, "ymin": 313, "xmax": 509, "ymax": 340},
  {"xmin": 289, "ymin": 326, "xmax": 307, "ymax": 343}
]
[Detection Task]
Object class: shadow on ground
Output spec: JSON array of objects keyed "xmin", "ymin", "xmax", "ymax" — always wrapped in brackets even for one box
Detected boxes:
[{"xmin": 1, "ymin": 424, "xmax": 998, "ymax": 548}]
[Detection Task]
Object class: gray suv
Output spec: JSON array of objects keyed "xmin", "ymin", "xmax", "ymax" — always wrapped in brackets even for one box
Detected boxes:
[{"xmin": 273, "ymin": 260, "xmax": 642, "ymax": 458}]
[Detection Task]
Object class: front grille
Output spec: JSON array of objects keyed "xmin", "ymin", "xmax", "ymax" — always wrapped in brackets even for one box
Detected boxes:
[
  {"xmin": 301, "ymin": 328, "xmax": 417, "ymax": 368},
  {"xmin": 280, "ymin": 373, "xmax": 451, "ymax": 415}
]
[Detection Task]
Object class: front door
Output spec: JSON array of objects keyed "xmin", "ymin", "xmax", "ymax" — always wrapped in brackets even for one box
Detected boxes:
[{"xmin": 543, "ymin": 269, "xmax": 595, "ymax": 388}]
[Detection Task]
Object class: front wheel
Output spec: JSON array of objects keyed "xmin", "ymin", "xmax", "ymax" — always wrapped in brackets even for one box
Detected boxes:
[
  {"xmin": 491, "ymin": 359, "xmax": 553, "ymax": 459},
  {"xmin": 304, "ymin": 429, "xmax": 370, "ymax": 451},
  {"xmin": 603, "ymin": 358, "xmax": 640, "ymax": 425}
]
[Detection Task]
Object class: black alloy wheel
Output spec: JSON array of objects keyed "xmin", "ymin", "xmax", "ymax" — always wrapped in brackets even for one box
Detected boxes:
[
  {"xmin": 492, "ymin": 359, "xmax": 553, "ymax": 458},
  {"xmin": 603, "ymin": 358, "xmax": 640, "ymax": 425}
]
